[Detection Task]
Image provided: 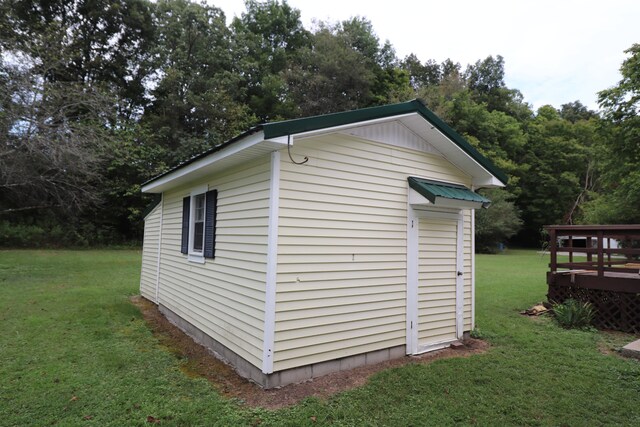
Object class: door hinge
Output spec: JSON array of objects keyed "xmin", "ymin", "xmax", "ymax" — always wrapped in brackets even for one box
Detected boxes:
[{"xmin": 410, "ymin": 321, "xmax": 413, "ymax": 329}]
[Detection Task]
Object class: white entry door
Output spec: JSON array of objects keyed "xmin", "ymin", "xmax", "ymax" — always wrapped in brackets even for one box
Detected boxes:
[{"xmin": 407, "ymin": 209, "xmax": 464, "ymax": 354}]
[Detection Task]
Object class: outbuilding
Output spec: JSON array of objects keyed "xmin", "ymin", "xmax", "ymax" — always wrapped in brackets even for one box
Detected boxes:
[{"xmin": 139, "ymin": 99, "xmax": 506, "ymax": 388}]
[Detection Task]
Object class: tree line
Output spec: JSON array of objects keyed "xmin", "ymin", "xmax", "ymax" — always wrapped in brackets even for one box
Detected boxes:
[{"xmin": 1, "ymin": 0, "xmax": 638, "ymax": 250}]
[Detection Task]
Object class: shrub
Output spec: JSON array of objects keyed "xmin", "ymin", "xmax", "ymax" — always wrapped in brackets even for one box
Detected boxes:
[{"xmin": 552, "ymin": 299, "xmax": 596, "ymax": 329}]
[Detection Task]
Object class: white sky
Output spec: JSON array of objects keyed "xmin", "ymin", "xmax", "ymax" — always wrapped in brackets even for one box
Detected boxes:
[{"xmin": 210, "ymin": 0, "xmax": 639, "ymax": 111}]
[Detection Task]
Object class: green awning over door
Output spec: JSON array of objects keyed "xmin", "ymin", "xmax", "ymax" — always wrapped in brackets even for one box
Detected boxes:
[{"xmin": 408, "ymin": 177, "xmax": 491, "ymax": 208}]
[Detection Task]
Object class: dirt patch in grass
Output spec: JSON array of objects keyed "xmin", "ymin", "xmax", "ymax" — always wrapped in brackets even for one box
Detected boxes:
[
  {"xmin": 597, "ymin": 329, "xmax": 639, "ymax": 356},
  {"xmin": 131, "ymin": 296, "xmax": 489, "ymax": 409}
]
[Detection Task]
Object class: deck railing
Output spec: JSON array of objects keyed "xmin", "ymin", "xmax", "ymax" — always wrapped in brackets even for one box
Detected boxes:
[
  {"xmin": 545, "ymin": 225, "xmax": 640, "ymax": 277},
  {"xmin": 544, "ymin": 225, "xmax": 640, "ymax": 333}
]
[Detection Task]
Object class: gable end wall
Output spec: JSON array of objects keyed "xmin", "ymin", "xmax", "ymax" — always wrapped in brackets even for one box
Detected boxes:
[{"xmin": 273, "ymin": 133, "xmax": 474, "ymax": 372}]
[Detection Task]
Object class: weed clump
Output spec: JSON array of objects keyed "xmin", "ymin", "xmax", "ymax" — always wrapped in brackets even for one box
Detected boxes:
[{"xmin": 552, "ymin": 299, "xmax": 596, "ymax": 329}]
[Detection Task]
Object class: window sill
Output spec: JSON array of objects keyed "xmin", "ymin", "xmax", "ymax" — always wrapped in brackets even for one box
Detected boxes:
[{"xmin": 187, "ymin": 254, "xmax": 205, "ymax": 264}]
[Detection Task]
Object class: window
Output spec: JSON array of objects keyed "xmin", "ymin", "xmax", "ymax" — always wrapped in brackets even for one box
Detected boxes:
[
  {"xmin": 181, "ymin": 186, "xmax": 217, "ymax": 262},
  {"xmin": 192, "ymin": 193, "xmax": 205, "ymax": 253}
]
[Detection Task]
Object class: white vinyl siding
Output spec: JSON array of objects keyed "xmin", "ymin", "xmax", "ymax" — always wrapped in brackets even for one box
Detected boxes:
[
  {"xmin": 273, "ymin": 132, "xmax": 473, "ymax": 371},
  {"xmin": 140, "ymin": 203, "xmax": 161, "ymax": 301},
  {"xmin": 157, "ymin": 156, "xmax": 271, "ymax": 369}
]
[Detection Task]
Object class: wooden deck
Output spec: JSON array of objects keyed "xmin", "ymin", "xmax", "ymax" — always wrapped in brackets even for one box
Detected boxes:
[{"xmin": 545, "ymin": 225, "xmax": 640, "ymax": 332}]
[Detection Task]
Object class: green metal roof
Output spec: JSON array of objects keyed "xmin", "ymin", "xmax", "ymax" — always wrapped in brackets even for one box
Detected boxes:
[
  {"xmin": 408, "ymin": 177, "xmax": 491, "ymax": 208},
  {"xmin": 263, "ymin": 99, "xmax": 508, "ymax": 185}
]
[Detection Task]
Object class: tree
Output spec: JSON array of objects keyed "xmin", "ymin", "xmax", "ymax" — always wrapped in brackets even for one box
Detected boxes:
[
  {"xmin": 0, "ymin": 0, "xmax": 155, "ymax": 120},
  {"xmin": 231, "ymin": 0, "xmax": 310, "ymax": 121},
  {"xmin": 559, "ymin": 101, "xmax": 596, "ymax": 123},
  {"xmin": 582, "ymin": 44, "xmax": 640, "ymax": 224},
  {"xmin": 283, "ymin": 16, "xmax": 411, "ymax": 115},
  {"xmin": 339, "ymin": 17, "xmax": 380, "ymax": 62},
  {"xmin": 440, "ymin": 58, "xmax": 462, "ymax": 80},
  {"xmin": 464, "ymin": 55, "xmax": 532, "ymax": 121},
  {"xmin": 416, "ymin": 59, "xmax": 464, "ymax": 117},
  {"xmin": 284, "ymin": 24, "xmax": 377, "ymax": 116},
  {"xmin": 143, "ymin": 0, "xmax": 254, "ymax": 164},
  {"xmin": 0, "ymin": 57, "xmax": 114, "ymax": 217},
  {"xmin": 401, "ymin": 54, "xmax": 441, "ymax": 90},
  {"xmin": 515, "ymin": 106, "xmax": 594, "ymax": 244},
  {"xmin": 433, "ymin": 89, "xmax": 528, "ymax": 189},
  {"xmin": 475, "ymin": 188, "xmax": 522, "ymax": 253},
  {"xmin": 0, "ymin": 0, "xmax": 158, "ymax": 244},
  {"xmin": 465, "ymin": 55, "xmax": 507, "ymax": 103}
]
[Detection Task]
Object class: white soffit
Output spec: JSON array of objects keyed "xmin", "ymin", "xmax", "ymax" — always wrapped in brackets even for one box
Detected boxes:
[
  {"xmin": 295, "ymin": 112, "xmax": 503, "ymax": 188},
  {"xmin": 141, "ymin": 131, "xmax": 287, "ymax": 193},
  {"xmin": 343, "ymin": 120, "xmax": 439, "ymax": 155}
]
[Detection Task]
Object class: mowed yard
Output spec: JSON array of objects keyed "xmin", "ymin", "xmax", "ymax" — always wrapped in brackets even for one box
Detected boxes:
[{"xmin": 1, "ymin": 249, "xmax": 639, "ymax": 426}]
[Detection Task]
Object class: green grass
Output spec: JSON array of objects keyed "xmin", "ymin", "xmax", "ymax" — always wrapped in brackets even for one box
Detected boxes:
[{"xmin": 1, "ymin": 249, "xmax": 639, "ymax": 426}]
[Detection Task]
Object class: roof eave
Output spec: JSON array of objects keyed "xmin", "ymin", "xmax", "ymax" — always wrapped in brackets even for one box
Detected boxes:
[
  {"xmin": 141, "ymin": 99, "xmax": 508, "ymax": 193},
  {"xmin": 141, "ymin": 129, "xmax": 276, "ymax": 193},
  {"xmin": 140, "ymin": 125, "xmax": 265, "ymax": 192}
]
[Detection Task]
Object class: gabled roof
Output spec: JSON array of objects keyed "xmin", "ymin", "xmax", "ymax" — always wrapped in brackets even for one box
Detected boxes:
[
  {"xmin": 262, "ymin": 99, "xmax": 507, "ymax": 185},
  {"xmin": 142, "ymin": 99, "xmax": 507, "ymax": 193}
]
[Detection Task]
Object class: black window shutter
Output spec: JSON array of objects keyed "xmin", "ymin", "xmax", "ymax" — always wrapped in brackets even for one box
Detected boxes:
[
  {"xmin": 204, "ymin": 190, "xmax": 217, "ymax": 258},
  {"xmin": 181, "ymin": 196, "xmax": 190, "ymax": 254}
]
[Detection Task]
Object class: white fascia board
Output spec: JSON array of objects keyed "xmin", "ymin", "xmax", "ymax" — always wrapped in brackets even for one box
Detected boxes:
[
  {"xmin": 263, "ymin": 135, "xmax": 289, "ymax": 145},
  {"xmin": 434, "ymin": 197, "xmax": 485, "ymax": 210},
  {"xmin": 408, "ymin": 187, "xmax": 484, "ymax": 210},
  {"xmin": 141, "ymin": 131, "xmax": 268, "ymax": 193},
  {"xmin": 409, "ymin": 116, "xmax": 505, "ymax": 188}
]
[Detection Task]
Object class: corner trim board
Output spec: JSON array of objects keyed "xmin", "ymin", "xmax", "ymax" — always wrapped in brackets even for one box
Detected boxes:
[
  {"xmin": 155, "ymin": 193, "xmax": 163, "ymax": 304},
  {"xmin": 262, "ymin": 150, "xmax": 280, "ymax": 374},
  {"xmin": 471, "ymin": 207, "xmax": 476, "ymax": 330}
]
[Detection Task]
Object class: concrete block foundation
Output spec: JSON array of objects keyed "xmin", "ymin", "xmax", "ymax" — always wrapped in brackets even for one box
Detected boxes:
[{"xmin": 159, "ymin": 304, "xmax": 407, "ymax": 389}]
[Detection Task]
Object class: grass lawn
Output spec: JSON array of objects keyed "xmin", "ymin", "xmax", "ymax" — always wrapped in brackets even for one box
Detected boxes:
[{"xmin": 1, "ymin": 249, "xmax": 639, "ymax": 426}]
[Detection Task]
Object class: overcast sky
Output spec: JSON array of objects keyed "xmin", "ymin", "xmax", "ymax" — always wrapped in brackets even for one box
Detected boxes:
[{"xmin": 211, "ymin": 0, "xmax": 639, "ymax": 111}]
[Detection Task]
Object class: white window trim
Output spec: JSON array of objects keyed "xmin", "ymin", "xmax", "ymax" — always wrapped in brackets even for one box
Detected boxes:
[{"xmin": 187, "ymin": 184, "xmax": 209, "ymax": 264}]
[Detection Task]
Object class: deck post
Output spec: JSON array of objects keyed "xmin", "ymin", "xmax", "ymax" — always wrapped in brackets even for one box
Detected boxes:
[
  {"xmin": 597, "ymin": 231, "xmax": 604, "ymax": 277},
  {"xmin": 568, "ymin": 235, "xmax": 573, "ymax": 263},
  {"xmin": 549, "ymin": 228, "xmax": 557, "ymax": 273},
  {"xmin": 587, "ymin": 237, "xmax": 592, "ymax": 264}
]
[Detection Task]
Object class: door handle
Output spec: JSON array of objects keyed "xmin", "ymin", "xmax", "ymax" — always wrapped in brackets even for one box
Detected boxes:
[{"xmin": 457, "ymin": 271, "xmax": 463, "ymax": 276}]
